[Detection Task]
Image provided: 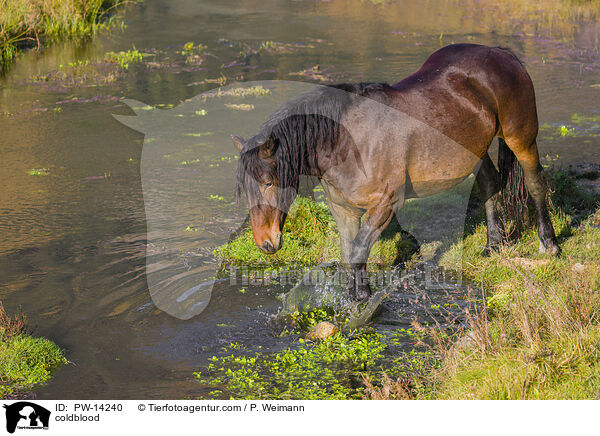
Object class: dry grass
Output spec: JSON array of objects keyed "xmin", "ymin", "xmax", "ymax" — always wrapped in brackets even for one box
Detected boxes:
[
  {"xmin": 0, "ymin": 302, "xmax": 26, "ymax": 341},
  {"xmin": 362, "ymin": 373, "xmax": 414, "ymax": 400}
]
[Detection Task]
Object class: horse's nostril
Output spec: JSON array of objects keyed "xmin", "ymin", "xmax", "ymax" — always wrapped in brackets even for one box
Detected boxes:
[{"xmin": 262, "ymin": 240, "xmax": 274, "ymax": 253}]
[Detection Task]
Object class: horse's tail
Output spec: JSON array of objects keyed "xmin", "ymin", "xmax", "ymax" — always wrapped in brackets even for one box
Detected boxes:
[{"xmin": 498, "ymin": 137, "xmax": 530, "ymax": 230}]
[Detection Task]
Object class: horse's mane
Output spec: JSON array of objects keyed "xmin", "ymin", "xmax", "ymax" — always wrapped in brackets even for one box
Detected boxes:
[{"xmin": 236, "ymin": 82, "xmax": 391, "ymax": 208}]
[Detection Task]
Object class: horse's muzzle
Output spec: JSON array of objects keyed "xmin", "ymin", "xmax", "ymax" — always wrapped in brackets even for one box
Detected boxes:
[{"xmin": 259, "ymin": 233, "xmax": 282, "ymax": 254}]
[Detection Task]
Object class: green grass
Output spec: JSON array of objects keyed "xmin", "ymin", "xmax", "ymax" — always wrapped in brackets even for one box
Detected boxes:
[
  {"xmin": 0, "ymin": 304, "xmax": 66, "ymax": 399},
  {"xmin": 1, "ymin": 336, "xmax": 67, "ymax": 399},
  {"xmin": 0, "ymin": 0, "xmax": 136, "ymax": 67},
  {"xmin": 433, "ymin": 171, "xmax": 600, "ymax": 399},
  {"xmin": 215, "ymin": 196, "xmax": 409, "ymax": 272}
]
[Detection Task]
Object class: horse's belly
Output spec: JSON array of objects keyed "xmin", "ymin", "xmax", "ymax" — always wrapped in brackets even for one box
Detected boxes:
[
  {"xmin": 409, "ymin": 174, "xmax": 472, "ymax": 198},
  {"xmin": 406, "ymin": 135, "xmax": 481, "ymax": 198}
]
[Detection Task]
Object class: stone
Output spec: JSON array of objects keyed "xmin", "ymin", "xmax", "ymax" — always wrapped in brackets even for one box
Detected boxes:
[{"xmin": 306, "ymin": 321, "xmax": 339, "ymax": 340}]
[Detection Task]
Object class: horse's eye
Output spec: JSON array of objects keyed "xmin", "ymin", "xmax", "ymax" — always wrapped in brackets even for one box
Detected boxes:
[{"xmin": 265, "ymin": 182, "xmax": 273, "ymax": 188}]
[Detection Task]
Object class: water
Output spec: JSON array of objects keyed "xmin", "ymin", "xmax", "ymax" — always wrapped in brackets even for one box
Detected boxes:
[{"xmin": 0, "ymin": 0, "xmax": 599, "ymax": 398}]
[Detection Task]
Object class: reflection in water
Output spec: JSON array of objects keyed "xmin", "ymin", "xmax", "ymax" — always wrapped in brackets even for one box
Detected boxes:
[{"xmin": 0, "ymin": 0, "xmax": 599, "ymax": 398}]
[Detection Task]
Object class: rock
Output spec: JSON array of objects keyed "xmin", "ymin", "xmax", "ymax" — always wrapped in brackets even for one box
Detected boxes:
[
  {"xmin": 306, "ymin": 321, "xmax": 339, "ymax": 340},
  {"xmin": 501, "ymin": 257, "xmax": 550, "ymax": 270},
  {"xmin": 571, "ymin": 262, "xmax": 587, "ymax": 273},
  {"xmin": 455, "ymin": 331, "xmax": 478, "ymax": 350}
]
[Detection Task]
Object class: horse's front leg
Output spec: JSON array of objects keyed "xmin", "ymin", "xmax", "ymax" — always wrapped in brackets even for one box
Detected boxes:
[
  {"xmin": 348, "ymin": 196, "xmax": 397, "ymax": 301},
  {"xmin": 321, "ymin": 181, "xmax": 362, "ymax": 265}
]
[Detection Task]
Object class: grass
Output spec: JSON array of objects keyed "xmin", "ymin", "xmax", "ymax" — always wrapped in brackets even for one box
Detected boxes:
[
  {"xmin": 202, "ymin": 85, "xmax": 272, "ymax": 99},
  {"xmin": 0, "ymin": 0, "xmax": 135, "ymax": 67},
  {"xmin": 428, "ymin": 170, "xmax": 600, "ymax": 399},
  {"xmin": 0, "ymin": 303, "xmax": 67, "ymax": 399},
  {"xmin": 212, "ymin": 169, "xmax": 600, "ymax": 399},
  {"xmin": 215, "ymin": 195, "xmax": 411, "ymax": 272},
  {"xmin": 215, "ymin": 197, "xmax": 340, "ymax": 270}
]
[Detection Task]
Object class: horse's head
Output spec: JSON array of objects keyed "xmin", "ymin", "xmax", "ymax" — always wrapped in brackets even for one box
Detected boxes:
[{"xmin": 233, "ymin": 134, "xmax": 293, "ymax": 254}]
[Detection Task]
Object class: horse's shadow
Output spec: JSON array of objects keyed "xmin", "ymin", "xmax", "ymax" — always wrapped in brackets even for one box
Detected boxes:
[{"xmin": 376, "ymin": 165, "xmax": 600, "ymax": 267}]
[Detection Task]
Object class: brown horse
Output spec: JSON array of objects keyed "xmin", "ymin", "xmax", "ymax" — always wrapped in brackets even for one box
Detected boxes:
[{"xmin": 233, "ymin": 43, "xmax": 559, "ymax": 300}]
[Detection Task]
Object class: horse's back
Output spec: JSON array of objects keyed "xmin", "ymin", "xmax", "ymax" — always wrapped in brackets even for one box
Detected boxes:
[
  {"xmin": 391, "ymin": 44, "xmax": 537, "ymax": 141},
  {"xmin": 386, "ymin": 44, "xmax": 538, "ymax": 196}
]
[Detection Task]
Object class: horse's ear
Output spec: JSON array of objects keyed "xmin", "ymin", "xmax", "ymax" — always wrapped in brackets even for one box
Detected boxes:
[
  {"xmin": 231, "ymin": 135, "xmax": 245, "ymax": 153},
  {"xmin": 258, "ymin": 138, "xmax": 277, "ymax": 158}
]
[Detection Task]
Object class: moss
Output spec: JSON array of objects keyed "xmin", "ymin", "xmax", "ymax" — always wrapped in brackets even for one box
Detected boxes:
[
  {"xmin": 0, "ymin": 304, "xmax": 66, "ymax": 399},
  {"xmin": 0, "ymin": 335, "xmax": 67, "ymax": 399}
]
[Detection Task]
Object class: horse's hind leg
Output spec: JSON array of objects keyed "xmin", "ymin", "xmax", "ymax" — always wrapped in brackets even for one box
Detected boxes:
[
  {"xmin": 476, "ymin": 153, "xmax": 505, "ymax": 255},
  {"xmin": 504, "ymin": 139, "xmax": 560, "ymax": 254}
]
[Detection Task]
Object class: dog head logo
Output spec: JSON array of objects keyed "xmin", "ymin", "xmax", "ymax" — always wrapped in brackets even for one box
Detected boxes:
[{"xmin": 3, "ymin": 402, "xmax": 50, "ymax": 434}]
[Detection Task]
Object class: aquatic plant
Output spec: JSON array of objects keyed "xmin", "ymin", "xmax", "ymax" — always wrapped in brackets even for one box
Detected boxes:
[
  {"xmin": 224, "ymin": 103, "xmax": 254, "ymax": 111},
  {"xmin": 202, "ymin": 85, "xmax": 271, "ymax": 99},
  {"xmin": 28, "ymin": 168, "xmax": 50, "ymax": 176},
  {"xmin": 286, "ymin": 308, "xmax": 334, "ymax": 331},
  {"xmin": 181, "ymin": 41, "xmax": 206, "ymax": 64},
  {"xmin": 105, "ymin": 48, "xmax": 144, "ymax": 69},
  {"xmin": 195, "ymin": 331, "xmax": 389, "ymax": 399}
]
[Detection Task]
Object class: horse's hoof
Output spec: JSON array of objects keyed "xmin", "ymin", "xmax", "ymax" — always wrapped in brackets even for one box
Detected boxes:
[
  {"xmin": 539, "ymin": 241, "xmax": 560, "ymax": 256},
  {"xmin": 345, "ymin": 284, "xmax": 356, "ymax": 300},
  {"xmin": 355, "ymin": 284, "xmax": 371, "ymax": 302}
]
